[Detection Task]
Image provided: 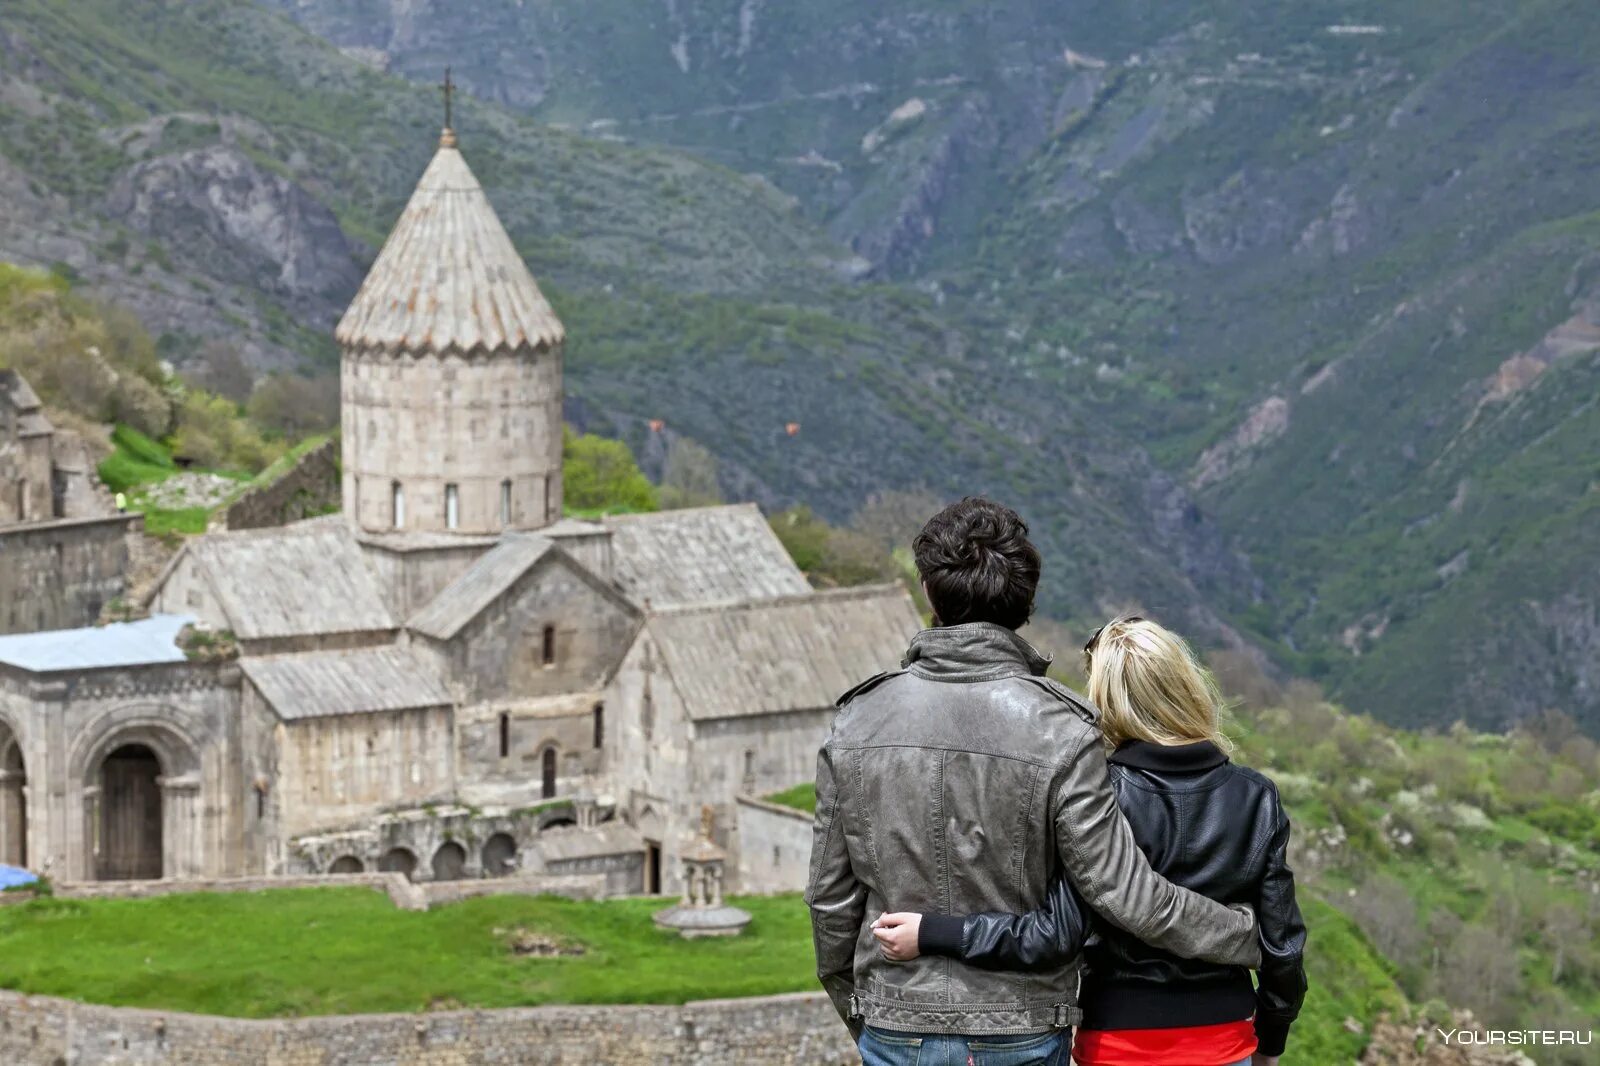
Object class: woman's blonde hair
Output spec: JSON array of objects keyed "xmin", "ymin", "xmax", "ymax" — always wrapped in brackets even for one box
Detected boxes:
[{"xmin": 1085, "ymin": 616, "xmax": 1232, "ymax": 753}]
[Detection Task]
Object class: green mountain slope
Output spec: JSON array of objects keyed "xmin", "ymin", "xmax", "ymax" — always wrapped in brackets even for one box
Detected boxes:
[
  {"xmin": 0, "ymin": 0, "xmax": 1259, "ymax": 654},
  {"xmin": 259, "ymin": 0, "xmax": 1600, "ymax": 734},
  {"xmin": 7, "ymin": 0, "xmax": 1598, "ymax": 733}
]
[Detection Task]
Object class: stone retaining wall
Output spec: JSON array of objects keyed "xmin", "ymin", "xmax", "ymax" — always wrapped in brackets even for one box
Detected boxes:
[
  {"xmin": 52, "ymin": 871, "xmax": 607, "ymax": 912},
  {"xmin": 0, "ymin": 990, "xmax": 858, "ymax": 1065}
]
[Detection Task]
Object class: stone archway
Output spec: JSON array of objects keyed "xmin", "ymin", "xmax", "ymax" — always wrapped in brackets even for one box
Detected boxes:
[
  {"xmin": 378, "ymin": 847, "xmax": 417, "ymax": 881},
  {"xmin": 0, "ymin": 725, "xmax": 25, "ymax": 869},
  {"xmin": 74, "ymin": 715, "xmax": 203, "ymax": 883},
  {"xmin": 97, "ymin": 745, "xmax": 163, "ymax": 881},
  {"xmin": 431, "ymin": 841, "xmax": 466, "ymax": 881},
  {"xmin": 481, "ymin": 833, "xmax": 517, "ymax": 878},
  {"xmin": 329, "ymin": 856, "xmax": 365, "ymax": 875}
]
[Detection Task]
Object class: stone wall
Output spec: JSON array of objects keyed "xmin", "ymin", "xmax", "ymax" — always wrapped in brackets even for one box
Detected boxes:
[
  {"xmin": 50, "ymin": 870, "xmax": 608, "ymax": 911},
  {"xmin": 219, "ymin": 438, "xmax": 339, "ymax": 531},
  {"xmin": 0, "ymin": 513, "xmax": 138, "ymax": 634},
  {"xmin": 735, "ymin": 795, "xmax": 813, "ymax": 894},
  {"xmin": 0, "ymin": 990, "xmax": 858, "ymax": 1065},
  {"xmin": 342, "ymin": 344, "xmax": 564, "ymax": 535}
]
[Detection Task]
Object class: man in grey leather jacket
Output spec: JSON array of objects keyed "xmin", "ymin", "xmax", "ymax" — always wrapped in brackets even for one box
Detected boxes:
[{"xmin": 805, "ymin": 497, "xmax": 1261, "ymax": 1062}]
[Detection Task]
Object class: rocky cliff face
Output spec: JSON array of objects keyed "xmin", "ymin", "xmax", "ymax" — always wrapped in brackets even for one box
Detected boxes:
[{"xmin": 106, "ymin": 144, "xmax": 361, "ymax": 319}]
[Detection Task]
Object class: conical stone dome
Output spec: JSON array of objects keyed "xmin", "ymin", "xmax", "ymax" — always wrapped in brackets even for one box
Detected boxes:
[
  {"xmin": 338, "ymin": 130, "xmax": 565, "ymax": 536},
  {"xmin": 337, "ymin": 138, "xmax": 564, "ymax": 355}
]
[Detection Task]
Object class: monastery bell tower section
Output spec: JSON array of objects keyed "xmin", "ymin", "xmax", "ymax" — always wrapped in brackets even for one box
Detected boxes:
[{"xmin": 336, "ymin": 124, "xmax": 566, "ymax": 535}]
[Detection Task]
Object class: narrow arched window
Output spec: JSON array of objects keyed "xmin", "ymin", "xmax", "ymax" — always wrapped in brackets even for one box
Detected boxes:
[
  {"xmin": 498, "ymin": 712, "xmax": 510, "ymax": 759},
  {"xmin": 391, "ymin": 481, "xmax": 405, "ymax": 529},
  {"xmin": 444, "ymin": 483, "xmax": 460, "ymax": 530},
  {"xmin": 500, "ymin": 479, "xmax": 512, "ymax": 526},
  {"xmin": 541, "ymin": 624, "xmax": 556, "ymax": 666},
  {"xmin": 592, "ymin": 703, "xmax": 604, "ymax": 749},
  {"xmin": 541, "ymin": 747, "xmax": 557, "ymax": 799}
]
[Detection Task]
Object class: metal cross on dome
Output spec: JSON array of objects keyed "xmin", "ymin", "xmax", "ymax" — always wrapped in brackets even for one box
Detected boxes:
[{"xmin": 440, "ymin": 66, "xmax": 456, "ymax": 131}]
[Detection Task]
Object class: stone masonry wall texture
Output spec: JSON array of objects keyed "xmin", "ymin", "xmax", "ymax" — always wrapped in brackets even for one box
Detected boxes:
[{"xmin": 0, "ymin": 990, "xmax": 860, "ymax": 1065}]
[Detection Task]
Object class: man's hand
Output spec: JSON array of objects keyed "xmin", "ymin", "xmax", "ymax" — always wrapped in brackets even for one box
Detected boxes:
[{"xmin": 870, "ymin": 913, "xmax": 922, "ymax": 962}]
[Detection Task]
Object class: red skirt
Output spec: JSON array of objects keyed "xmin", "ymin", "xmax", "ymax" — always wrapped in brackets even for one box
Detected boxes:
[{"xmin": 1073, "ymin": 1018, "xmax": 1258, "ymax": 1066}]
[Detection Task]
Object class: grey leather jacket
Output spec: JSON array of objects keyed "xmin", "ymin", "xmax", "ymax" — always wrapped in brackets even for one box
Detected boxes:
[{"xmin": 805, "ymin": 623, "xmax": 1261, "ymax": 1036}]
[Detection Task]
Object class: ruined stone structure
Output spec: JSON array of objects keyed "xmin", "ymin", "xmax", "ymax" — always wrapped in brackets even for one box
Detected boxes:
[
  {"xmin": 0, "ymin": 126, "xmax": 920, "ymax": 894},
  {"xmin": 0, "ymin": 370, "xmax": 139, "ymax": 635}
]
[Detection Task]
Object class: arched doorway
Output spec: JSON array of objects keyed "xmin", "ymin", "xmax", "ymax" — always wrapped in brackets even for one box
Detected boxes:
[
  {"xmin": 431, "ymin": 841, "xmax": 466, "ymax": 881},
  {"xmin": 378, "ymin": 847, "xmax": 417, "ymax": 880},
  {"xmin": 97, "ymin": 744, "xmax": 163, "ymax": 880},
  {"xmin": 541, "ymin": 746, "xmax": 557, "ymax": 799},
  {"xmin": 481, "ymin": 833, "xmax": 517, "ymax": 877},
  {"xmin": 0, "ymin": 729, "xmax": 24, "ymax": 869},
  {"xmin": 329, "ymin": 856, "xmax": 365, "ymax": 875}
]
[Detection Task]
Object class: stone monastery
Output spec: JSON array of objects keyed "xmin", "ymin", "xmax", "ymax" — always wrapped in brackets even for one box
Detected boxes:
[{"xmin": 0, "ymin": 123, "xmax": 919, "ymax": 895}]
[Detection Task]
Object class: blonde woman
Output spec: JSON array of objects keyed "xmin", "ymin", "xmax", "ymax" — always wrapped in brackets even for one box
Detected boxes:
[{"xmin": 870, "ymin": 617, "xmax": 1307, "ymax": 1066}]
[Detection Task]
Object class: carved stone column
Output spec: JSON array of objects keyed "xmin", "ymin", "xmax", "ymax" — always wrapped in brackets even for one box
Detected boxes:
[
  {"xmin": 80, "ymin": 784, "xmax": 102, "ymax": 881},
  {"xmin": 158, "ymin": 775, "xmax": 202, "ymax": 880},
  {"xmin": 0, "ymin": 769, "xmax": 23, "ymax": 867}
]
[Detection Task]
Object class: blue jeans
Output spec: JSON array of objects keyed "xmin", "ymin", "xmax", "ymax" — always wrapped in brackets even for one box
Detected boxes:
[{"xmin": 858, "ymin": 1025, "xmax": 1069, "ymax": 1066}]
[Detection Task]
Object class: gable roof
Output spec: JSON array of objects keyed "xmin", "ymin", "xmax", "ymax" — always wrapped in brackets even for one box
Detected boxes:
[
  {"xmin": 407, "ymin": 532, "xmax": 555, "ymax": 640},
  {"xmin": 242, "ymin": 645, "xmax": 451, "ymax": 722},
  {"xmin": 648, "ymin": 584, "xmax": 920, "ymax": 721},
  {"xmin": 604, "ymin": 504, "xmax": 810, "ymax": 610},
  {"xmin": 184, "ymin": 520, "xmax": 396, "ymax": 641},
  {"xmin": 335, "ymin": 137, "xmax": 564, "ymax": 355}
]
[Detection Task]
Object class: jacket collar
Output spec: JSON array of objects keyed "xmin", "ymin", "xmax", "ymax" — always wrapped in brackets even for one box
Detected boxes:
[
  {"xmin": 903, "ymin": 622, "xmax": 1052, "ymax": 681},
  {"xmin": 1108, "ymin": 739, "xmax": 1230, "ymax": 772}
]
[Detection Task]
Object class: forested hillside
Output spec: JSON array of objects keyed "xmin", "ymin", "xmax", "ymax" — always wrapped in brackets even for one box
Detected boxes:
[{"xmin": 2, "ymin": 0, "xmax": 1596, "ymax": 735}]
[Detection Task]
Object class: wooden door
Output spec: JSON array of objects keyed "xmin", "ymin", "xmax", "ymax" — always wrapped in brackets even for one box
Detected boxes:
[{"xmin": 98, "ymin": 746, "xmax": 162, "ymax": 880}]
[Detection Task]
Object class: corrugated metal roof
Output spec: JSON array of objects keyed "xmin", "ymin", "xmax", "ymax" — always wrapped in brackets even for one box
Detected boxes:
[
  {"xmin": 604, "ymin": 504, "xmax": 810, "ymax": 609},
  {"xmin": 649, "ymin": 585, "xmax": 920, "ymax": 721},
  {"xmin": 407, "ymin": 532, "xmax": 554, "ymax": 640},
  {"xmin": 190, "ymin": 521, "xmax": 396, "ymax": 640},
  {"xmin": 0, "ymin": 614, "xmax": 193, "ymax": 672},
  {"xmin": 335, "ymin": 140, "xmax": 565, "ymax": 354},
  {"xmin": 242, "ymin": 645, "xmax": 452, "ymax": 721}
]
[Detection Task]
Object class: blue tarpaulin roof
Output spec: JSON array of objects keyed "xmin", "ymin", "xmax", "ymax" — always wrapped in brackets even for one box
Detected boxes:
[
  {"xmin": 0, "ymin": 864, "xmax": 38, "ymax": 890},
  {"xmin": 0, "ymin": 613, "xmax": 194, "ymax": 672}
]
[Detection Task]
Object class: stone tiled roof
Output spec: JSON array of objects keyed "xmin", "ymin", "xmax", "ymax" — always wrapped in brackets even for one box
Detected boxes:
[
  {"xmin": 335, "ymin": 139, "xmax": 564, "ymax": 355},
  {"xmin": 538, "ymin": 822, "xmax": 645, "ymax": 862},
  {"xmin": 604, "ymin": 504, "xmax": 810, "ymax": 610},
  {"xmin": 242, "ymin": 645, "xmax": 452, "ymax": 721},
  {"xmin": 648, "ymin": 584, "xmax": 920, "ymax": 721},
  {"xmin": 0, "ymin": 370, "xmax": 41, "ymax": 412},
  {"xmin": 187, "ymin": 520, "xmax": 396, "ymax": 640},
  {"xmin": 407, "ymin": 532, "xmax": 554, "ymax": 640}
]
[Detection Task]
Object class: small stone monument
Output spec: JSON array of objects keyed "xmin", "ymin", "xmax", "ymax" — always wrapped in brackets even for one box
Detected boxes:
[{"xmin": 652, "ymin": 805, "xmax": 751, "ymax": 938}]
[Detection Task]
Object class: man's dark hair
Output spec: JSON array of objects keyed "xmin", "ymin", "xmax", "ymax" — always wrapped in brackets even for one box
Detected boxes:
[{"xmin": 912, "ymin": 497, "xmax": 1041, "ymax": 630}]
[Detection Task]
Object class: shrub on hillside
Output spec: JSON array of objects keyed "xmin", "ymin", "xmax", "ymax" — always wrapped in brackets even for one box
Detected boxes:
[{"xmin": 562, "ymin": 427, "xmax": 659, "ymax": 513}]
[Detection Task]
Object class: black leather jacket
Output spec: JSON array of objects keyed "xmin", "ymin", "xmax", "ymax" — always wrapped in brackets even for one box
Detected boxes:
[
  {"xmin": 918, "ymin": 739, "xmax": 1307, "ymax": 1056},
  {"xmin": 806, "ymin": 625, "xmax": 1261, "ymax": 1037}
]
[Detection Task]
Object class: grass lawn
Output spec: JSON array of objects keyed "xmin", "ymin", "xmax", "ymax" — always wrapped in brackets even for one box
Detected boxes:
[
  {"xmin": 764, "ymin": 783, "xmax": 817, "ymax": 813},
  {"xmin": 0, "ymin": 886, "xmax": 1407, "ymax": 1062},
  {"xmin": 0, "ymin": 889, "xmax": 818, "ymax": 1018}
]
